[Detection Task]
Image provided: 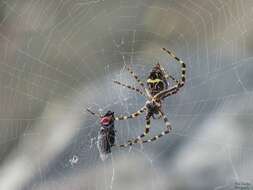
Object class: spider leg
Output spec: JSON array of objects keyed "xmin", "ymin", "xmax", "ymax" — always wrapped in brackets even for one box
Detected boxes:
[
  {"xmin": 160, "ymin": 86, "xmax": 181, "ymax": 100},
  {"xmin": 161, "ymin": 47, "xmax": 186, "ymax": 88},
  {"xmin": 143, "ymin": 115, "xmax": 152, "ymax": 137},
  {"xmin": 132, "ymin": 115, "xmax": 152, "ymax": 143},
  {"xmin": 113, "ymin": 80, "xmax": 145, "ymax": 97},
  {"xmin": 113, "ymin": 113, "xmax": 172, "ymax": 148},
  {"xmin": 141, "ymin": 114, "xmax": 172, "ymax": 143},
  {"xmin": 167, "ymin": 75, "xmax": 180, "ymax": 84},
  {"xmin": 113, "ymin": 115, "xmax": 152, "ymax": 147},
  {"xmin": 161, "ymin": 113, "xmax": 172, "ymax": 131},
  {"xmin": 86, "ymin": 108, "xmax": 101, "ymax": 118},
  {"xmin": 126, "ymin": 66, "xmax": 152, "ymax": 98},
  {"xmin": 126, "ymin": 66, "xmax": 145, "ymax": 88},
  {"xmin": 159, "ymin": 64, "xmax": 177, "ymax": 83},
  {"xmin": 114, "ymin": 107, "xmax": 146, "ymax": 121},
  {"xmin": 142, "ymin": 131, "xmax": 171, "ymax": 144}
]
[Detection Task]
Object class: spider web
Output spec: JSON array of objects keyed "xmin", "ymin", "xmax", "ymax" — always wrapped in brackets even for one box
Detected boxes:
[{"xmin": 0, "ymin": 0, "xmax": 253, "ymax": 190}]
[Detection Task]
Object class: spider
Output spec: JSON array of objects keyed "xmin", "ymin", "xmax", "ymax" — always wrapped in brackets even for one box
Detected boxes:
[
  {"xmin": 87, "ymin": 48, "xmax": 186, "ymax": 147},
  {"xmin": 110, "ymin": 47, "xmax": 186, "ymax": 147}
]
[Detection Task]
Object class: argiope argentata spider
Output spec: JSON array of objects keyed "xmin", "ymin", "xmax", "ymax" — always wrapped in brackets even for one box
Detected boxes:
[{"xmin": 112, "ymin": 47, "xmax": 186, "ymax": 147}]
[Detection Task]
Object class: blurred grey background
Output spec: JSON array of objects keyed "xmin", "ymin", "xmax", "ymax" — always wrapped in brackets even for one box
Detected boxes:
[{"xmin": 0, "ymin": 0, "xmax": 253, "ymax": 189}]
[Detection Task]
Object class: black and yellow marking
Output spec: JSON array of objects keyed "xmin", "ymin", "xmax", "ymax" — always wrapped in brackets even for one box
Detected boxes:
[
  {"xmin": 115, "ymin": 107, "xmax": 146, "ymax": 121},
  {"xmin": 113, "ymin": 80, "xmax": 145, "ymax": 97},
  {"xmin": 147, "ymin": 78, "xmax": 163, "ymax": 84}
]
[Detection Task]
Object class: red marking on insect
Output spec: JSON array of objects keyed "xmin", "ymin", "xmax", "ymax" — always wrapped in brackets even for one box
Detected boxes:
[{"xmin": 100, "ymin": 116, "xmax": 112, "ymax": 126}]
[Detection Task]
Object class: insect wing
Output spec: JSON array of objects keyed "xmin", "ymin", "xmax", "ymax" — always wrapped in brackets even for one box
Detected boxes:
[{"xmin": 97, "ymin": 129, "xmax": 111, "ymax": 161}]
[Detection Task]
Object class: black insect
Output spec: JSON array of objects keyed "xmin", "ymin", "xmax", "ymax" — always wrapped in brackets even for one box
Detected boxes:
[{"xmin": 87, "ymin": 110, "xmax": 116, "ymax": 159}]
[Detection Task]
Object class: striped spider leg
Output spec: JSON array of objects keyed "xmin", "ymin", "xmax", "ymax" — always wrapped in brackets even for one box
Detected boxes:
[
  {"xmin": 87, "ymin": 107, "xmax": 147, "ymax": 121},
  {"xmin": 161, "ymin": 47, "xmax": 186, "ymax": 89},
  {"xmin": 160, "ymin": 85, "xmax": 181, "ymax": 100},
  {"xmin": 126, "ymin": 65, "xmax": 152, "ymax": 98},
  {"xmin": 152, "ymin": 48, "xmax": 186, "ymax": 101},
  {"xmin": 113, "ymin": 80, "xmax": 146, "ymax": 97},
  {"xmin": 111, "ymin": 66, "xmax": 151, "ymax": 122},
  {"xmin": 159, "ymin": 64, "xmax": 179, "ymax": 84},
  {"xmin": 114, "ymin": 107, "xmax": 147, "ymax": 121},
  {"xmin": 126, "ymin": 66, "xmax": 145, "ymax": 89},
  {"xmin": 113, "ymin": 111, "xmax": 172, "ymax": 147},
  {"xmin": 113, "ymin": 99, "xmax": 162, "ymax": 147}
]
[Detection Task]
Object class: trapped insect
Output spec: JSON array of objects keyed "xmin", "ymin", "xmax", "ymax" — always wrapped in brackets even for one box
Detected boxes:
[{"xmin": 87, "ymin": 110, "xmax": 116, "ymax": 160}]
